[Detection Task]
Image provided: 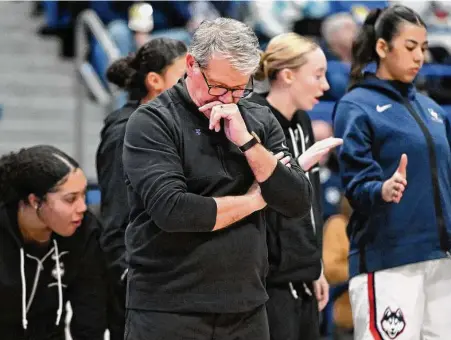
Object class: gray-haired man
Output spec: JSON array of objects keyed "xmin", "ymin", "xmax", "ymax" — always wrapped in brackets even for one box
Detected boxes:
[{"xmin": 122, "ymin": 18, "xmax": 312, "ymax": 340}]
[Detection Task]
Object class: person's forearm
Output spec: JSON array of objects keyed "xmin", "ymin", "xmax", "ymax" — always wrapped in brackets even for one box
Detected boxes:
[
  {"xmin": 212, "ymin": 194, "xmax": 262, "ymax": 231},
  {"xmin": 243, "ymin": 143, "xmax": 278, "ymax": 182},
  {"xmin": 244, "ymin": 142, "xmax": 312, "ymax": 218}
]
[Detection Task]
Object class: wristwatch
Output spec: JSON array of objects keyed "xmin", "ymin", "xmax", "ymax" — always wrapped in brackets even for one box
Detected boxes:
[{"xmin": 239, "ymin": 132, "xmax": 261, "ymax": 153}]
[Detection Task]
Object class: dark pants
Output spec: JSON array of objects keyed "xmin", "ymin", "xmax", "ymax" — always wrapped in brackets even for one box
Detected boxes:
[
  {"xmin": 107, "ymin": 287, "xmax": 125, "ymax": 340},
  {"xmin": 266, "ymin": 282, "xmax": 320, "ymax": 340},
  {"xmin": 124, "ymin": 305, "xmax": 269, "ymax": 340}
]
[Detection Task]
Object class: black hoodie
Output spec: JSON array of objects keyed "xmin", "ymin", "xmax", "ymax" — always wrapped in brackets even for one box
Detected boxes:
[
  {"xmin": 248, "ymin": 93, "xmax": 323, "ymax": 285},
  {"xmin": 96, "ymin": 100, "xmax": 139, "ymax": 340},
  {"xmin": 0, "ymin": 204, "xmax": 107, "ymax": 340},
  {"xmin": 96, "ymin": 100, "xmax": 139, "ymax": 285}
]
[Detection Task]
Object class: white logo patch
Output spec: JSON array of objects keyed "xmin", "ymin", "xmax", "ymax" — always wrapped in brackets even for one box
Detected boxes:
[
  {"xmin": 376, "ymin": 104, "xmax": 392, "ymax": 113},
  {"xmin": 48, "ymin": 251, "xmax": 69, "ymax": 288},
  {"xmin": 429, "ymin": 108, "xmax": 443, "ymax": 123}
]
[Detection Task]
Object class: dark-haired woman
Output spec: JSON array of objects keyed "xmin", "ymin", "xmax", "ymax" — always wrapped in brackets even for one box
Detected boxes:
[
  {"xmin": 0, "ymin": 145, "xmax": 107, "ymax": 340},
  {"xmin": 95, "ymin": 37, "xmax": 187, "ymax": 340},
  {"xmin": 334, "ymin": 5, "xmax": 451, "ymax": 339}
]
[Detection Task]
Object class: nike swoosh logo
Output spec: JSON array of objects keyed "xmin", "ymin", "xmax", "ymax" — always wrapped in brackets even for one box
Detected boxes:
[
  {"xmin": 282, "ymin": 142, "xmax": 288, "ymax": 149},
  {"xmin": 376, "ymin": 104, "xmax": 392, "ymax": 112}
]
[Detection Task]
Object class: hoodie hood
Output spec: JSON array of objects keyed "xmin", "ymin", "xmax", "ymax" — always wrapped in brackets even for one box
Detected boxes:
[
  {"xmin": 333, "ymin": 74, "xmax": 417, "ymax": 123},
  {"xmin": 0, "ymin": 202, "xmax": 22, "ymax": 246},
  {"xmin": 349, "ymin": 73, "xmax": 417, "ymax": 101},
  {"xmin": 103, "ymin": 100, "xmax": 139, "ymax": 132}
]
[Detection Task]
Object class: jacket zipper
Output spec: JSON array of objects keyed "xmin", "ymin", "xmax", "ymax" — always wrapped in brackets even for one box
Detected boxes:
[
  {"xmin": 216, "ymin": 146, "xmax": 229, "ymax": 176},
  {"xmin": 402, "ymin": 99, "xmax": 451, "ymax": 256}
]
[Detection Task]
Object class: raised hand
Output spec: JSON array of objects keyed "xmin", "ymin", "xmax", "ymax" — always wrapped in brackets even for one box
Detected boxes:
[
  {"xmin": 297, "ymin": 137, "xmax": 343, "ymax": 171},
  {"xmin": 198, "ymin": 102, "xmax": 253, "ymax": 147},
  {"xmin": 382, "ymin": 154, "xmax": 408, "ymax": 203}
]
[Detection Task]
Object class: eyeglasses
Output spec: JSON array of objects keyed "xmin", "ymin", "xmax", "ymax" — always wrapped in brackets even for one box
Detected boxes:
[{"xmin": 198, "ymin": 66, "xmax": 253, "ymax": 99}]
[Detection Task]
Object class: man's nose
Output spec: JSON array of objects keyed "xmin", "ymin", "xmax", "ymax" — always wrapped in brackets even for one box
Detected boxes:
[{"xmin": 218, "ymin": 90, "xmax": 234, "ymax": 104}]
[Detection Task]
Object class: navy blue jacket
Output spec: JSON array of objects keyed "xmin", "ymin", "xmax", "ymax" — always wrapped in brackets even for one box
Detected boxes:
[{"xmin": 333, "ymin": 75, "xmax": 451, "ymax": 278}]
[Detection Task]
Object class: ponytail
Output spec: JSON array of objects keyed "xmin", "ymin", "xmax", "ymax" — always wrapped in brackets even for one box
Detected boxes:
[
  {"xmin": 106, "ymin": 55, "xmax": 137, "ymax": 89},
  {"xmin": 105, "ymin": 38, "xmax": 187, "ymax": 101},
  {"xmin": 349, "ymin": 8, "xmax": 383, "ymax": 88},
  {"xmin": 255, "ymin": 33, "xmax": 318, "ymax": 82},
  {"xmin": 106, "ymin": 53, "xmax": 151, "ymax": 100},
  {"xmin": 254, "ymin": 51, "xmax": 269, "ymax": 81}
]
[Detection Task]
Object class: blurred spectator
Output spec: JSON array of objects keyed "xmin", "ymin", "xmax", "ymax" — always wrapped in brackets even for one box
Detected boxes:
[
  {"xmin": 245, "ymin": 1, "xmax": 307, "ymax": 47},
  {"xmin": 93, "ymin": 1, "xmax": 241, "ymax": 85},
  {"xmin": 393, "ymin": 1, "xmax": 451, "ymax": 30},
  {"xmin": 38, "ymin": 1, "xmax": 90, "ymax": 58},
  {"xmin": 293, "ymin": 0, "xmax": 331, "ymax": 39},
  {"xmin": 323, "ymin": 197, "xmax": 353, "ymax": 335},
  {"xmin": 321, "ymin": 12, "xmax": 356, "ymax": 63},
  {"xmin": 320, "ymin": 12, "xmax": 358, "ymax": 100},
  {"xmin": 427, "ymin": 47, "xmax": 451, "ymax": 104},
  {"xmin": 329, "ymin": 1, "xmax": 390, "ymax": 24},
  {"xmin": 91, "ymin": 2, "xmax": 191, "ymax": 85},
  {"xmin": 312, "ymin": 120, "xmax": 342, "ymax": 221}
]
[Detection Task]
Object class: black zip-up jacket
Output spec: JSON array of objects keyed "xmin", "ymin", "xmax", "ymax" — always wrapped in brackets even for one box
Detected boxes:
[
  {"xmin": 0, "ymin": 204, "xmax": 107, "ymax": 340},
  {"xmin": 122, "ymin": 79, "xmax": 312, "ymax": 313},
  {"xmin": 96, "ymin": 101, "xmax": 139, "ymax": 285},
  {"xmin": 248, "ymin": 93, "xmax": 323, "ymax": 285},
  {"xmin": 96, "ymin": 100, "xmax": 139, "ymax": 340}
]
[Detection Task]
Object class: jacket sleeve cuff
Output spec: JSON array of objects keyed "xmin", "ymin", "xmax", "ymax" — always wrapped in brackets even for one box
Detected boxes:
[
  {"xmin": 259, "ymin": 162, "xmax": 289, "ymax": 202},
  {"xmin": 186, "ymin": 195, "xmax": 218, "ymax": 232},
  {"xmin": 368, "ymin": 181, "xmax": 385, "ymax": 206}
]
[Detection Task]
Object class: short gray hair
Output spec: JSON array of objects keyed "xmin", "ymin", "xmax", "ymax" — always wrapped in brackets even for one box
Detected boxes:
[
  {"xmin": 189, "ymin": 18, "xmax": 260, "ymax": 75},
  {"xmin": 321, "ymin": 12, "xmax": 356, "ymax": 44}
]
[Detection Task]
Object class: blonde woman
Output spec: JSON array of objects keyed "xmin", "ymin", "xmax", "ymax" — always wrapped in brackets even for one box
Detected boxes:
[{"xmin": 249, "ymin": 33, "xmax": 342, "ymax": 340}]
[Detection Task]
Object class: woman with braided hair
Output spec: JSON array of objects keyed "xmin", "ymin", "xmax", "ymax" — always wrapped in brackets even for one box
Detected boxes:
[{"xmin": 0, "ymin": 145, "xmax": 107, "ymax": 340}]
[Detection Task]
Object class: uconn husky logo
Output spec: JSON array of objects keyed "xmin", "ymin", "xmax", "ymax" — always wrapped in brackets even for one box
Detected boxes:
[{"xmin": 381, "ymin": 307, "xmax": 406, "ymax": 339}]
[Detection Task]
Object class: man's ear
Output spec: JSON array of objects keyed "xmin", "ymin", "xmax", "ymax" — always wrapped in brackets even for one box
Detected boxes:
[{"xmin": 186, "ymin": 53, "xmax": 197, "ymax": 77}]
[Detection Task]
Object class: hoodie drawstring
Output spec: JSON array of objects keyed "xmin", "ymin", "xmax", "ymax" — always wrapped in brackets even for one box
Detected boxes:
[
  {"xmin": 19, "ymin": 242, "xmax": 64, "ymax": 330},
  {"xmin": 53, "ymin": 240, "xmax": 63, "ymax": 326},
  {"xmin": 20, "ymin": 248, "xmax": 27, "ymax": 330},
  {"xmin": 287, "ymin": 125, "xmax": 318, "ymax": 298},
  {"xmin": 296, "ymin": 123, "xmax": 317, "ymax": 234}
]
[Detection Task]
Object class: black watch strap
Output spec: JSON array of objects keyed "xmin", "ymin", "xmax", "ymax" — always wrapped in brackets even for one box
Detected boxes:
[{"xmin": 239, "ymin": 132, "xmax": 261, "ymax": 153}]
